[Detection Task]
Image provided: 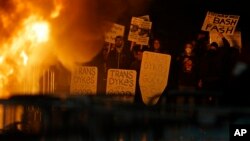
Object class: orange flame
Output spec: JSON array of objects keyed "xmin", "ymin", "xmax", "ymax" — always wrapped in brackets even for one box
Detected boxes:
[
  {"xmin": 0, "ymin": 15, "xmax": 50, "ymax": 97},
  {"xmin": 51, "ymin": 0, "xmax": 64, "ymax": 18},
  {"xmin": 24, "ymin": 18, "xmax": 50, "ymax": 43},
  {"xmin": 0, "ymin": 0, "xmax": 57, "ymax": 97},
  {"xmin": 0, "ymin": 0, "xmax": 145, "ymax": 98},
  {"xmin": 20, "ymin": 51, "xmax": 28, "ymax": 66}
]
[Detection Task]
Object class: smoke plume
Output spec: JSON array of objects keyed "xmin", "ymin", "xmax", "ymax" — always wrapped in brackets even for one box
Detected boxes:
[{"xmin": 0, "ymin": 0, "xmax": 150, "ymax": 96}]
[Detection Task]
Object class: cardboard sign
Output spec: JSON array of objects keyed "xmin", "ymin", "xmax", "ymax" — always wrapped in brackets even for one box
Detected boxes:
[
  {"xmin": 104, "ymin": 23, "xmax": 125, "ymax": 44},
  {"xmin": 128, "ymin": 17, "xmax": 152, "ymax": 45},
  {"xmin": 139, "ymin": 51, "xmax": 171, "ymax": 105},
  {"xmin": 139, "ymin": 15, "xmax": 150, "ymax": 21},
  {"xmin": 70, "ymin": 66, "xmax": 98, "ymax": 95},
  {"xmin": 106, "ymin": 69, "xmax": 137, "ymax": 96},
  {"xmin": 202, "ymin": 11, "xmax": 240, "ymax": 35}
]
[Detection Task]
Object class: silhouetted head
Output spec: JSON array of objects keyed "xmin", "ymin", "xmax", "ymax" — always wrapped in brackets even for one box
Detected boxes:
[
  {"xmin": 209, "ymin": 42, "xmax": 219, "ymax": 51},
  {"xmin": 115, "ymin": 36, "xmax": 124, "ymax": 48}
]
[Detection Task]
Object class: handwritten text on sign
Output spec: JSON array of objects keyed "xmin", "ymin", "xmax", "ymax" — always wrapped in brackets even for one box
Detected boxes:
[
  {"xmin": 201, "ymin": 11, "xmax": 240, "ymax": 35},
  {"xmin": 139, "ymin": 51, "xmax": 171, "ymax": 105},
  {"xmin": 104, "ymin": 23, "xmax": 125, "ymax": 44},
  {"xmin": 70, "ymin": 66, "xmax": 98, "ymax": 95},
  {"xmin": 128, "ymin": 17, "xmax": 152, "ymax": 45}
]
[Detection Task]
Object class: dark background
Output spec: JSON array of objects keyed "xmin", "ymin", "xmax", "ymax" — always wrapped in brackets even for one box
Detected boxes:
[{"xmin": 117, "ymin": 0, "xmax": 249, "ymax": 55}]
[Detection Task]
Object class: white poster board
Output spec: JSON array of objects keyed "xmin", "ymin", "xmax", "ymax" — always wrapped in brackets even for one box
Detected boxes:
[
  {"xmin": 106, "ymin": 69, "xmax": 137, "ymax": 96},
  {"xmin": 139, "ymin": 51, "xmax": 171, "ymax": 105},
  {"xmin": 128, "ymin": 17, "xmax": 152, "ymax": 45},
  {"xmin": 201, "ymin": 11, "xmax": 240, "ymax": 35},
  {"xmin": 70, "ymin": 66, "xmax": 98, "ymax": 95}
]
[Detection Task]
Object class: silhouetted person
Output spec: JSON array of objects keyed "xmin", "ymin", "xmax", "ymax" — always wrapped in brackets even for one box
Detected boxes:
[
  {"xmin": 106, "ymin": 36, "xmax": 133, "ymax": 70},
  {"xmin": 130, "ymin": 45, "xmax": 148, "ymax": 104},
  {"xmin": 177, "ymin": 42, "xmax": 199, "ymax": 91},
  {"xmin": 198, "ymin": 32, "xmax": 230, "ymax": 91}
]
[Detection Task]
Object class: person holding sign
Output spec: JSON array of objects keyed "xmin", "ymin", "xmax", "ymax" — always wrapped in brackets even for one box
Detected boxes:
[
  {"xmin": 106, "ymin": 36, "xmax": 133, "ymax": 70},
  {"xmin": 139, "ymin": 51, "xmax": 171, "ymax": 105},
  {"xmin": 198, "ymin": 32, "xmax": 231, "ymax": 91}
]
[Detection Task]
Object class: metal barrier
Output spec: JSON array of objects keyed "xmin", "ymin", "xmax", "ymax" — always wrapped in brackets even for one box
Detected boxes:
[{"xmin": 0, "ymin": 93, "xmax": 249, "ymax": 141}]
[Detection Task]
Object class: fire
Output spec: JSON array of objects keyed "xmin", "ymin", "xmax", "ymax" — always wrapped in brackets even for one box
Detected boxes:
[
  {"xmin": 0, "ymin": 0, "xmax": 70, "ymax": 98},
  {"xmin": 28, "ymin": 21, "xmax": 50, "ymax": 43},
  {"xmin": 0, "ymin": 15, "xmax": 51, "ymax": 97},
  {"xmin": 20, "ymin": 51, "xmax": 29, "ymax": 66},
  {"xmin": 0, "ymin": 0, "xmax": 65, "ymax": 98},
  {"xmin": 23, "ymin": 16, "xmax": 50, "ymax": 44},
  {"xmin": 51, "ymin": 0, "xmax": 64, "ymax": 18},
  {"xmin": 0, "ymin": 0, "xmax": 130, "ymax": 98}
]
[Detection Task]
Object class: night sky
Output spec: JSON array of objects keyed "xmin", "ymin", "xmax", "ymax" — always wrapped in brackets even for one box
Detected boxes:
[{"xmin": 124, "ymin": 0, "xmax": 250, "ymax": 54}]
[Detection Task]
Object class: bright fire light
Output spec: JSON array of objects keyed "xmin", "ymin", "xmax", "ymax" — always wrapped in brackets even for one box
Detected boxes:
[
  {"xmin": 20, "ymin": 51, "xmax": 29, "ymax": 66},
  {"xmin": 24, "ymin": 17, "xmax": 50, "ymax": 44},
  {"xmin": 30, "ymin": 22, "xmax": 50, "ymax": 43},
  {"xmin": 0, "ymin": 15, "xmax": 51, "ymax": 97},
  {"xmin": 51, "ymin": 0, "xmax": 63, "ymax": 18}
]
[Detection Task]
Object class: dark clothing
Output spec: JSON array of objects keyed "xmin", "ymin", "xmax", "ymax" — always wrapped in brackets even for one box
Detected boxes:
[
  {"xmin": 177, "ymin": 52, "xmax": 199, "ymax": 91},
  {"xmin": 149, "ymin": 48, "xmax": 168, "ymax": 54},
  {"xmin": 106, "ymin": 47, "xmax": 133, "ymax": 70},
  {"xmin": 198, "ymin": 37, "xmax": 231, "ymax": 91},
  {"xmin": 199, "ymin": 51, "xmax": 222, "ymax": 90},
  {"xmin": 130, "ymin": 48, "xmax": 146, "ymax": 104},
  {"xmin": 104, "ymin": 46, "xmax": 133, "ymax": 96},
  {"xmin": 130, "ymin": 60, "xmax": 141, "ymax": 75},
  {"xmin": 193, "ymin": 37, "xmax": 209, "ymax": 61},
  {"xmin": 84, "ymin": 51, "xmax": 106, "ymax": 94},
  {"xmin": 130, "ymin": 60, "xmax": 142, "ymax": 103},
  {"xmin": 130, "ymin": 56, "xmax": 143, "ymax": 104}
]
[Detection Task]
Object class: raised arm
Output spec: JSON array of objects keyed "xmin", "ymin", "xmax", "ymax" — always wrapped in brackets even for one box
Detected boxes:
[{"xmin": 218, "ymin": 32, "xmax": 230, "ymax": 48}]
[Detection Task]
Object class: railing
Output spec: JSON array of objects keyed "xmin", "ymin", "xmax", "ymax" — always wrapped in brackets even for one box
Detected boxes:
[{"xmin": 0, "ymin": 93, "xmax": 249, "ymax": 141}]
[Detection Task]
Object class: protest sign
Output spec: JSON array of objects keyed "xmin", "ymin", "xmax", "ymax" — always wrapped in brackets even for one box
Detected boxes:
[
  {"xmin": 106, "ymin": 69, "xmax": 137, "ymax": 96},
  {"xmin": 104, "ymin": 23, "xmax": 125, "ymax": 44},
  {"xmin": 202, "ymin": 11, "xmax": 240, "ymax": 35},
  {"xmin": 70, "ymin": 66, "xmax": 98, "ymax": 95},
  {"xmin": 139, "ymin": 51, "xmax": 171, "ymax": 105},
  {"xmin": 128, "ymin": 17, "xmax": 152, "ymax": 45}
]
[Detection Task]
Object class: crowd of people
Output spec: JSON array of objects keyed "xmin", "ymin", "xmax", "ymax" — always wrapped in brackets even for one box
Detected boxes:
[
  {"xmin": 84, "ymin": 30, "xmax": 242, "ymax": 104},
  {"xmin": 46, "ymin": 26, "xmax": 247, "ymax": 105}
]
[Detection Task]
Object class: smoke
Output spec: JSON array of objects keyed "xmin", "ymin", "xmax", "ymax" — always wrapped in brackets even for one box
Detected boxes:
[
  {"xmin": 50, "ymin": 0, "xmax": 151, "ymax": 70},
  {"xmin": 0, "ymin": 0, "xmax": 150, "ymax": 95},
  {"xmin": 0, "ymin": 0, "xmax": 151, "ymax": 67}
]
